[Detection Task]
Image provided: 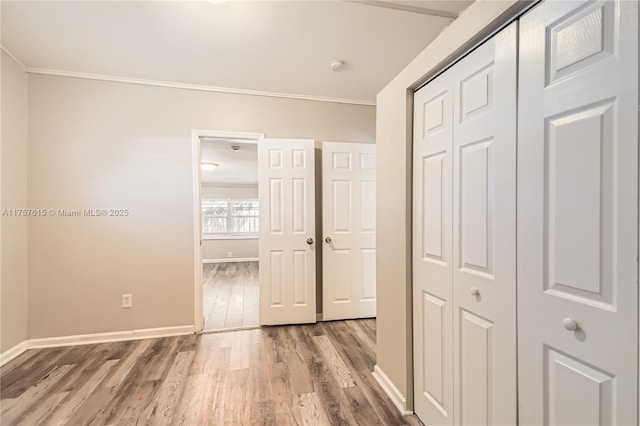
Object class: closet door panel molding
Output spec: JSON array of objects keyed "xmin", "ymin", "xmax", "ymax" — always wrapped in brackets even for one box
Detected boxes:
[
  {"xmin": 413, "ymin": 70, "xmax": 455, "ymax": 426},
  {"xmin": 413, "ymin": 21, "xmax": 518, "ymax": 426},
  {"xmin": 517, "ymin": 0, "xmax": 638, "ymax": 424},
  {"xmin": 451, "ymin": 22, "xmax": 518, "ymax": 426}
]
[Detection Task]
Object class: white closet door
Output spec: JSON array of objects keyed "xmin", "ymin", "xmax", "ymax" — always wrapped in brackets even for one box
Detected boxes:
[
  {"xmin": 258, "ymin": 138, "xmax": 316, "ymax": 325},
  {"xmin": 413, "ymin": 22, "xmax": 517, "ymax": 426},
  {"xmin": 413, "ymin": 66, "xmax": 455, "ymax": 425},
  {"xmin": 451, "ymin": 23, "xmax": 517, "ymax": 426},
  {"xmin": 518, "ymin": 0, "xmax": 638, "ymax": 424},
  {"xmin": 322, "ymin": 142, "xmax": 376, "ymax": 320}
]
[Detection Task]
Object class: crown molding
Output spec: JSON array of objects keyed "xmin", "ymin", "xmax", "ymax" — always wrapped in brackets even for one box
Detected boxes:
[
  {"xmin": 24, "ymin": 67, "xmax": 377, "ymax": 106},
  {"xmin": 1, "ymin": 45, "xmax": 26, "ymax": 70},
  {"xmin": 345, "ymin": 0, "xmax": 458, "ymax": 19}
]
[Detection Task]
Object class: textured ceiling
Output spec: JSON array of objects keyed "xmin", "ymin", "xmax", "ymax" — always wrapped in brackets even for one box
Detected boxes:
[
  {"xmin": 201, "ymin": 139, "xmax": 258, "ymax": 185},
  {"xmin": 1, "ymin": 0, "xmax": 473, "ymax": 104}
]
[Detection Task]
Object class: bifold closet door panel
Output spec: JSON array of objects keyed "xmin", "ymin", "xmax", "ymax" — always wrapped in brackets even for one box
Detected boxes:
[
  {"xmin": 518, "ymin": 0, "xmax": 638, "ymax": 424},
  {"xmin": 413, "ymin": 69, "xmax": 455, "ymax": 425},
  {"xmin": 451, "ymin": 22, "xmax": 518, "ymax": 426},
  {"xmin": 412, "ymin": 21, "xmax": 518, "ymax": 426}
]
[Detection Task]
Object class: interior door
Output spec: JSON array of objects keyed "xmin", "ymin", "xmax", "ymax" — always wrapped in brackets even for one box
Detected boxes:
[
  {"xmin": 518, "ymin": 0, "xmax": 638, "ymax": 424},
  {"xmin": 322, "ymin": 142, "xmax": 376, "ymax": 321},
  {"xmin": 413, "ymin": 22, "xmax": 517, "ymax": 426},
  {"xmin": 258, "ymin": 138, "xmax": 316, "ymax": 325},
  {"xmin": 413, "ymin": 64, "xmax": 455, "ymax": 426}
]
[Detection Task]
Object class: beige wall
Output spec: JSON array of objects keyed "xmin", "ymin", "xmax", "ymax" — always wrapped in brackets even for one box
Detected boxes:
[
  {"xmin": 27, "ymin": 74, "xmax": 375, "ymax": 339},
  {"xmin": 375, "ymin": 0, "xmax": 532, "ymax": 409},
  {"xmin": 1, "ymin": 51, "xmax": 29, "ymax": 352},
  {"xmin": 201, "ymin": 185, "xmax": 258, "ymax": 200},
  {"xmin": 203, "ymin": 239, "xmax": 258, "ymax": 260}
]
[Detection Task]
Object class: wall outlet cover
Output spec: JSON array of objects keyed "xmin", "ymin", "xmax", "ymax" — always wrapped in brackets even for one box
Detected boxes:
[{"xmin": 122, "ymin": 294, "xmax": 133, "ymax": 308}]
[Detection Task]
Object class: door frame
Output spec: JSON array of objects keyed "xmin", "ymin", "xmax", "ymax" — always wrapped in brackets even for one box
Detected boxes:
[{"xmin": 191, "ymin": 129, "xmax": 264, "ymax": 333}]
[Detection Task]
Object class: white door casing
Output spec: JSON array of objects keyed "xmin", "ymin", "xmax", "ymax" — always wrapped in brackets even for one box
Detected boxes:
[
  {"xmin": 258, "ymin": 138, "xmax": 317, "ymax": 325},
  {"xmin": 413, "ymin": 22, "xmax": 517, "ymax": 426},
  {"xmin": 518, "ymin": 0, "xmax": 638, "ymax": 424},
  {"xmin": 322, "ymin": 142, "xmax": 377, "ymax": 321},
  {"xmin": 192, "ymin": 129, "xmax": 264, "ymax": 332}
]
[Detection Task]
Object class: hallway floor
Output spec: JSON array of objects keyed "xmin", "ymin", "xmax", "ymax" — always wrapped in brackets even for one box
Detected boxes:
[
  {"xmin": 203, "ymin": 261, "xmax": 259, "ymax": 331},
  {"xmin": 0, "ymin": 320, "xmax": 421, "ymax": 425}
]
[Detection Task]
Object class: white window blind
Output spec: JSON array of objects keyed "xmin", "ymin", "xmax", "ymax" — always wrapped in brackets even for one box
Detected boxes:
[{"xmin": 202, "ymin": 198, "xmax": 259, "ymax": 236}]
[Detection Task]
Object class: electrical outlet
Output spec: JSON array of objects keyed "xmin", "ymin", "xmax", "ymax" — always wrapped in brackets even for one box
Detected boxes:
[
  {"xmin": 227, "ymin": 251, "xmax": 232, "ymax": 258},
  {"xmin": 122, "ymin": 294, "xmax": 133, "ymax": 308}
]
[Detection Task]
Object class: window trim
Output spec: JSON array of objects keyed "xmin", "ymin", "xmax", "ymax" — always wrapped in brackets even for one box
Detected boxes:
[{"xmin": 202, "ymin": 234, "xmax": 259, "ymax": 241}]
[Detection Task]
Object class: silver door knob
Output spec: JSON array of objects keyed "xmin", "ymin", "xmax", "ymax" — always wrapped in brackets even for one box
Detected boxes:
[
  {"xmin": 306, "ymin": 238, "xmax": 314, "ymax": 245},
  {"xmin": 563, "ymin": 318, "xmax": 579, "ymax": 331},
  {"xmin": 470, "ymin": 287, "xmax": 480, "ymax": 296},
  {"xmin": 325, "ymin": 236, "xmax": 332, "ymax": 244}
]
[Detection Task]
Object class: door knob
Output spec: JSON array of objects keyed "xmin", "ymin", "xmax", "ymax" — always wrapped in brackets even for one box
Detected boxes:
[
  {"xmin": 563, "ymin": 318, "xmax": 579, "ymax": 331},
  {"xmin": 306, "ymin": 238, "xmax": 314, "ymax": 245},
  {"xmin": 470, "ymin": 287, "xmax": 480, "ymax": 296},
  {"xmin": 325, "ymin": 236, "xmax": 332, "ymax": 244}
]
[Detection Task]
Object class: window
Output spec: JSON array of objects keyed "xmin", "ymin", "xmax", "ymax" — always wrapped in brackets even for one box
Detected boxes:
[
  {"xmin": 202, "ymin": 200, "xmax": 228, "ymax": 234},
  {"xmin": 202, "ymin": 198, "xmax": 259, "ymax": 236}
]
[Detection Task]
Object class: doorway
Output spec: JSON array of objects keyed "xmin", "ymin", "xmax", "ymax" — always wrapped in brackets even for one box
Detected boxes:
[{"xmin": 192, "ymin": 130, "xmax": 264, "ymax": 332}]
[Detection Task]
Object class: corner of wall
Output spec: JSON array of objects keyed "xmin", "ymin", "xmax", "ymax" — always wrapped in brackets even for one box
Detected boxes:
[
  {"xmin": 0, "ymin": 49, "xmax": 30, "ymax": 357},
  {"xmin": 372, "ymin": 364, "xmax": 414, "ymax": 416},
  {"xmin": 374, "ymin": 0, "xmax": 530, "ymax": 416}
]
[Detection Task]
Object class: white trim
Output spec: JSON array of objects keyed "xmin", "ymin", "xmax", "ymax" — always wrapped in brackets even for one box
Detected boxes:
[
  {"xmin": 1, "ymin": 45, "xmax": 26, "ymax": 70},
  {"xmin": 372, "ymin": 365, "xmax": 413, "ymax": 416},
  {"xmin": 25, "ymin": 68, "xmax": 376, "ymax": 106},
  {"xmin": 193, "ymin": 130, "xmax": 265, "ymax": 333},
  {"xmin": 194, "ymin": 129, "xmax": 265, "ymax": 141},
  {"xmin": 0, "ymin": 341, "xmax": 29, "ymax": 367},
  {"xmin": 346, "ymin": 0, "xmax": 458, "ymax": 19},
  {"xmin": 203, "ymin": 257, "xmax": 259, "ymax": 264},
  {"xmin": 201, "ymin": 325, "xmax": 260, "ymax": 334},
  {"xmin": 28, "ymin": 325, "xmax": 194, "ymax": 349},
  {"xmin": 203, "ymin": 235, "xmax": 258, "ymax": 241},
  {"xmin": 193, "ymin": 130, "xmax": 205, "ymax": 333},
  {"xmin": 0, "ymin": 325, "xmax": 194, "ymax": 367}
]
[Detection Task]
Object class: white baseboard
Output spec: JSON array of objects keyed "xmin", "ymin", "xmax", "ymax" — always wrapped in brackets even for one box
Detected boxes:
[
  {"xmin": 372, "ymin": 364, "xmax": 414, "ymax": 416},
  {"xmin": 203, "ymin": 257, "xmax": 259, "ymax": 264},
  {"xmin": 0, "ymin": 325, "xmax": 195, "ymax": 367},
  {"xmin": 0, "ymin": 340, "xmax": 29, "ymax": 367},
  {"xmin": 316, "ymin": 313, "xmax": 323, "ymax": 322}
]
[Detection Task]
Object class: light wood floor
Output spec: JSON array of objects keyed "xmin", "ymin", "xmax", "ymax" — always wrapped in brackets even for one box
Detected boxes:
[
  {"xmin": 0, "ymin": 319, "xmax": 421, "ymax": 425},
  {"xmin": 203, "ymin": 262, "xmax": 259, "ymax": 331}
]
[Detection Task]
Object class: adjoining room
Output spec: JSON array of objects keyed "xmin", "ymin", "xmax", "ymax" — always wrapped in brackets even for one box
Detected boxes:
[{"xmin": 199, "ymin": 137, "xmax": 260, "ymax": 331}]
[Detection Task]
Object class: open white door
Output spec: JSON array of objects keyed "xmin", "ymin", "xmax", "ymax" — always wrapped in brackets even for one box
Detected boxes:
[
  {"xmin": 518, "ymin": 1, "xmax": 638, "ymax": 423},
  {"xmin": 258, "ymin": 138, "xmax": 316, "ymax": 325},
  {"xmin": 322, "ymin": 142, "xmax": 376, "ymax": 321}
]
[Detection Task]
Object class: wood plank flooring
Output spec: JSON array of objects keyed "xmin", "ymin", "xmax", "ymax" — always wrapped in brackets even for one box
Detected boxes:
[
  {"xmin": 203, "ymin": 262, "xmax": 259, "ymax": 331},
  {"xmin": 0, "ymin": 320, "xmax": 422, "ymax": 425}
]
